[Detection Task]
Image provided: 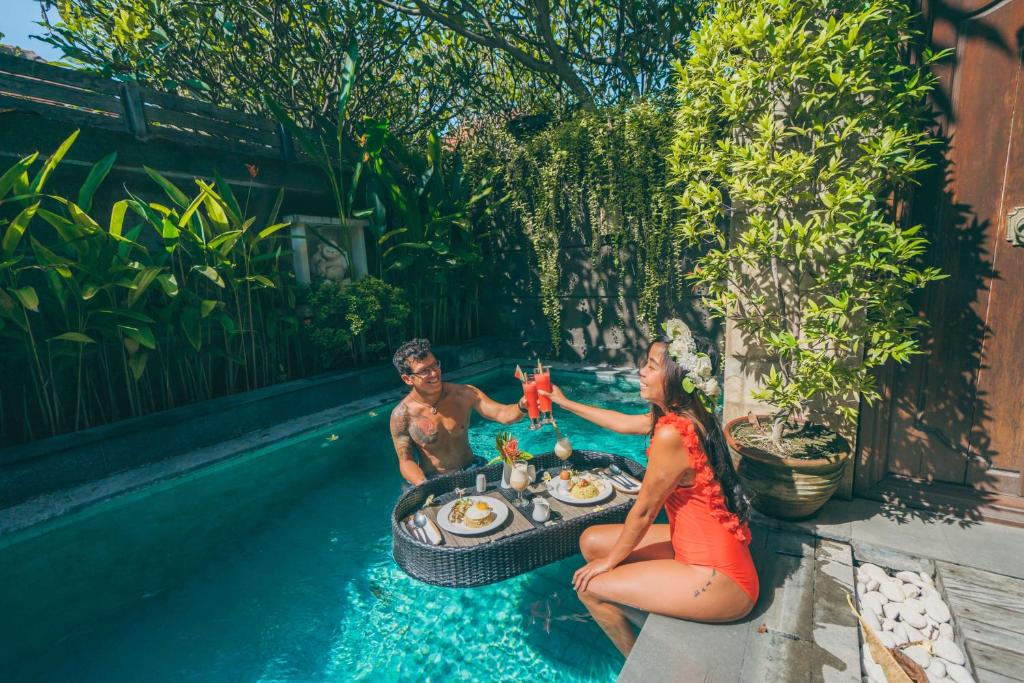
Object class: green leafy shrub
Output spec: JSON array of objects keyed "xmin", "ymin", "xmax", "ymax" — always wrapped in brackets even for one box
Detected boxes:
[
  {"xmin": 301, "ymin": 276, "xmax": 409, "ymax": 368},
  {"xmin": 670, "ymin": 0, "xmax": 947, "ymax": 443}
]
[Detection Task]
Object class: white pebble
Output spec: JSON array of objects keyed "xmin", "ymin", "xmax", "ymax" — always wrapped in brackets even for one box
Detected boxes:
[
  {"xmin": 921, "ymin": 585, "xmax": 941, "ymax": 601},
  {"xmin": 867, "ymin": 578, "xmax": 880, "ymax": 591},
  {"xmin": 881, "ymin": 580, "xmax": 906, "ymax": 603},
  {"xmin": 863, "ymin": 608, "xmax": 882, "ymax": 633},
  {"xmin": 877, "ymin": 631, "xmax": 897, "ymax": 647},
  {"xmin": 926, "ymin": 597, "xmax": 951, "ymax": 623},
  {"xmin": 946, "ymin": 663, "xmax": 973, "ymax": 683},
  {"xmin": 905, "ymin": 623, "xmax": 926, "ymax": 643},
  {"xmin": 927, "ymin": 658, "xmax": 947, "ymax": 680},
  {"xmin": 861, "ymin": 563, "xmax": 887, "ymax": 581},
  {"xmin": 905, "ymin": 645, "xmax": 931, "ymax": 668},
  {"xmin": 938, "ymin": 623, "xmax": 954, "ymax": 639},
  {"xmin": 882, "ymin": 618, "xmax": 896, "ymax": 631},
  {"xmin": 919, "ymin": 570, "xmax": 934, "ymax": 585},
  {"xmin": 903, "ymin": 583, "xmax": 922, "ymax": 598},
  {"xmin": 901, "ymin": 604, "xmax": 928, "ymax": 629},
  {"xmin": 905, "ymin": 597, "xmax": 926, "ymax": 613},
  {"xmin": 862, "ymin": 592, "xmax": 885, "ymax": 616},
  {"xmin": 893, "ymin": 623, "xmax": 909, "ymax": 644},
  {"xmin": 897, "ymin": 570, "xmax": 924, "ymax": 586},
  {"xmin": 934, "ymin": 639, "xmax": 965, "ymax": 665},
  {"xmin": 883, "ymin": 602, "xmax": 901, "ymax": 620},
  {"xmin": 863, "ymin": 649, "xmax": 885, "ymax": 682}
]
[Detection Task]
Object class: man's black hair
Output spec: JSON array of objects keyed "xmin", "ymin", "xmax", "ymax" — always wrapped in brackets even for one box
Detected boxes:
[{"xmin": 393, "ymin": 338, "xmax": 433, "ymax": 375}]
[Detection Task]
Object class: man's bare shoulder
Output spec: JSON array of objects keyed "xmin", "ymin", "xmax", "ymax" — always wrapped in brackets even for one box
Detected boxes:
[
  {"xmin": 450, "ymin": 382, "xmax": 478, "ymax": 397},
  {"xmin": 390, "ymin": 400, "xmax": 412, "ymax": 429}
]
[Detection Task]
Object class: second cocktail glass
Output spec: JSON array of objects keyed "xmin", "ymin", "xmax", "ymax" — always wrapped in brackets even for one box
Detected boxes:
[
  {"xmin": 522, "ymin": 374, "xmax": 541, "ymax": 430},
  {"xmin": 535, "ymin": 365, "xmax": 553, "ymax": 424}
]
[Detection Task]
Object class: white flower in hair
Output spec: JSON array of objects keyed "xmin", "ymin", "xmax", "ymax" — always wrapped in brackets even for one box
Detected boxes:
[
  {"xmin": 663, "ymin": 318, "xmax": 720, "ymax": 404},
  {"xmin": 663, "ymin": 318, "xmax": 688, "ymax": 342},
  {"xmin": 671, "ymin": 339, "xmax": 696, "ymax": 366},
  {"xmin": 693, "ymin": 355, "xmax": 713, "ymax": 380}
]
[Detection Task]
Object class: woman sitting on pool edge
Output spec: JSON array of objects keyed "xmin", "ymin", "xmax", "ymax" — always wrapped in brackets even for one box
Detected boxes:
[{"xmin": 539, "ymin": 320, "xmax": 758, "ymax": 656}]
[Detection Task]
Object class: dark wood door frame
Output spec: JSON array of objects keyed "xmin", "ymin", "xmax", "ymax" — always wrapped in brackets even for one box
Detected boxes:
[{"xmin": 854, "ymin": 0, "xmax": 1024, "ymax": 527}]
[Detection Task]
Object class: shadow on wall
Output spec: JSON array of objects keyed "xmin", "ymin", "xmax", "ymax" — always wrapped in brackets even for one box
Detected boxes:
[{"xmin": 479, "ymin": 228, "xmax": 715, "ymax": 366}]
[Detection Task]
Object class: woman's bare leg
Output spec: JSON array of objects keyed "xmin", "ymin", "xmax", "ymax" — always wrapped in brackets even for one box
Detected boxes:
[
  {"xmin": 576, "ymin": 525, "xmax": 673, "ymax": 655},
  {"xmin": 578, "ymin": 560, "xmax": 754, "ymax": 657},
  {"xmin": 580, "ymin": 524, "xmax": 673, "ymax": 563}
]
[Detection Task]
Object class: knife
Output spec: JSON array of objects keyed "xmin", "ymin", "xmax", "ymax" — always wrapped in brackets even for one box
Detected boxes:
[{"xmin": 605, "ymin": 468, "xmax": 636, "ymax": 489}]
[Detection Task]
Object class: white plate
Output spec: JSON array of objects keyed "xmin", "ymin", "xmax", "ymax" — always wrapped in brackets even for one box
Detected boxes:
[
  {"xmin": 548, "ymin": 476, "xmax": 615, "ymax": 505},
  {"xmin": 436, "ymin": 496, "xmax": 510, "ymax": 536}
]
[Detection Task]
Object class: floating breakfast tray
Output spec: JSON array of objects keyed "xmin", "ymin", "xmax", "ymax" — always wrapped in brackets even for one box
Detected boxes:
[{"xmin": 391, "ymin": 450, "xmax": 646, "ymax": 588}]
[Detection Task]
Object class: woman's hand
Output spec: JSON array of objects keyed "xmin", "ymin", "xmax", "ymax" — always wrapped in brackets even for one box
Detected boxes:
[
  {"xmin": 573, "ymin": 556, "xmax": 616, "ymax": 593},
  {"xmin": 538, "ymin": 383, "xmax": 568, "ymax": 406}
]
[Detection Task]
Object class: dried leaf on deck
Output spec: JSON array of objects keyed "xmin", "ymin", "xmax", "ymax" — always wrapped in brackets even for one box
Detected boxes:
[{"xmin": 846, "ymin": 593, "xmax": 920, "ymax": 683}]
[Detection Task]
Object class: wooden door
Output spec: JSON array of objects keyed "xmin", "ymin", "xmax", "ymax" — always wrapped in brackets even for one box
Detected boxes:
[{"xmin": 857, "ymin": 0, "xmax": 1024, "ymax": 522}]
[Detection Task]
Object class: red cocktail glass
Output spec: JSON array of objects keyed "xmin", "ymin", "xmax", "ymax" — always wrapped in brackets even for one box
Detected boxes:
[
  {"xmin": 535, "ymin": 366, "xmax": 553, "ymax": 424},
  {"xmin": 522, "ymin": 375, "xmax": 541, "ymax": 430}
]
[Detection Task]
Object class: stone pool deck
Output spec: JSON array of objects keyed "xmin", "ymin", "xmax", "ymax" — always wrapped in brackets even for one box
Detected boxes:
[{"xmin": 619, "ymin": 499, "xmax": 1024, "ymax": 682}]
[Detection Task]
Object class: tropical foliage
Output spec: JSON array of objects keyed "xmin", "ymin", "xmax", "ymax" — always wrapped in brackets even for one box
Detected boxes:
[
  {"xmin": 266, "ymin": 43, "xmax": 498, "ymax": 344},
  {"xmin": 670, "ymin": 0, "xmax": 946, "ymax": 443},
  {"xmin": 0, "ymin": 132, "xmax": 405, "ymax": 444},
  {"xmin": 461, "ymin": 99, "xmax": 681, "ymax": 353},
  {"xmin": 40, "ymin": 0, "xmax": 479, "ymax": 135},
  {"xmin": 300, "ymin": 277, "xmax": 409, "ymax": 368},
  {"xmin": 39, "ymin": 0, "xmax": 707, "ymax": 129},
  {"xmin": 375, "ymin": 0, "xmax": 707, "ymax": 107}
]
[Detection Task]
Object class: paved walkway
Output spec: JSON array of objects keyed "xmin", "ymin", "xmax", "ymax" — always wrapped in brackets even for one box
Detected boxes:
[
  {"xmin": 755, "ymin": 497, "xmax": 1024, "ymax": 581},
  {"xmin": 619, "ymin": 499, "xmax": 1024, "ymax": 682},
  {"xmin": 619, "ymin": 527, "xmax": 860, "ymax": 682}
]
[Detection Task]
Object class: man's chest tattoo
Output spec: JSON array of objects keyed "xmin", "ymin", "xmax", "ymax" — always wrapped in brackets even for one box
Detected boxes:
[{"xmin": 409, "ymin": 417, "xmax": 440, "ymax": 445}]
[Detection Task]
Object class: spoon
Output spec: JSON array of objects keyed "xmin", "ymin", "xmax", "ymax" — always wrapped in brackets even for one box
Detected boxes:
[
  {"xmin": 413, "ymin": 512, "xmax": 431, "ymax": 543},
  {"xmin": 608, "ymin": 463, "xmax": 638, "ymax": 489}
]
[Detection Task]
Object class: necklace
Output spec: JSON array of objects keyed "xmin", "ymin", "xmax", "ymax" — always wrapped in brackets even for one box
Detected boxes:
[{"xmin": 410, "ymin": 385, "xmax": 445, "ymax": 414}]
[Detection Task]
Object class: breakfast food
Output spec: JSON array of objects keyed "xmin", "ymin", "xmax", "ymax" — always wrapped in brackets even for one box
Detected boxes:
[
  {"xmin": 448, "ymin": 498, "xmax": 473, "ymax": 525},
  {"xmin": 569, "ymin": 478, "xmax": 600, "ymax": 500},
  {"xmin": 559, "ymin": 469, "xmax": 571, "ymax": 480},
  {"xmin": 463, "ymin": 501, "xmax": 496, "ymax": 528}
]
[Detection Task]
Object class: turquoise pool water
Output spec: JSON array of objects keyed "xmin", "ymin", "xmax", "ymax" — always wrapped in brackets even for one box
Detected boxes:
[{"xmin": 1, "ymin": 370, "xmax": 649, "ymax": 682}]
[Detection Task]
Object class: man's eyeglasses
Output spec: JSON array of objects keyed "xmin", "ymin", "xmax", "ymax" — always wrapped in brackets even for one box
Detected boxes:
[{"xmin": 409, "ymin": 361, "xmax": 441, "ymax": 378}]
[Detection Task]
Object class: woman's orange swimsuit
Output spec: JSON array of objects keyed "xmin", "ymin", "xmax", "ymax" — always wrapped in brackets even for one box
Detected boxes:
[{"xmin": 654, "ymin": 414, "xmax": 759, "ymax": 603}]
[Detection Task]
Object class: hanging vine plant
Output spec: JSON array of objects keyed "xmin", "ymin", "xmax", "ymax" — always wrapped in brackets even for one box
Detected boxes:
[{"xmin": 461, "ymin": 99, "xmax": 682, "ymax": 354}]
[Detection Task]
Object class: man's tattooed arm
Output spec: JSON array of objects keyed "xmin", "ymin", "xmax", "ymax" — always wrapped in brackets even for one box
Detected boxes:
[{"xmin": 391, "ymin": 402, "xmax": 426, "ymax": 485}]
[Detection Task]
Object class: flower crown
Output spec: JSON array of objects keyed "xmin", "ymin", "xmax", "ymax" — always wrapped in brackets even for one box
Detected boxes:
[{"xmin": 662, "ymin": 319, "xmax": 721, "ymax": 402}]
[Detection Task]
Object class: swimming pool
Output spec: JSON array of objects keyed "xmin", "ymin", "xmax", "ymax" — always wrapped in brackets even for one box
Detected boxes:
[{"xmin": 1, "ymin": 368, "xmax": 649, "ymax": 682}]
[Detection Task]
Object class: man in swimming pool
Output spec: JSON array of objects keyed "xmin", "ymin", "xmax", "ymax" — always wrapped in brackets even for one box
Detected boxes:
[{"xmin": 390, "ymin": 338, "xmax": 528, "ymax": 489}]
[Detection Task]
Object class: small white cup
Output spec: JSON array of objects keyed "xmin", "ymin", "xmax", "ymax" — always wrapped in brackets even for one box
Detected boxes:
[{"xmin": 532, "ymin": 498, "xmax": 551, "ymax": 522}]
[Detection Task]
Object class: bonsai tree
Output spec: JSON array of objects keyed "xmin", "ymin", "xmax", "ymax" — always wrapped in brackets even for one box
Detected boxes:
[{"xmin": 670, "ymin": 0, "xmax": 946, "ymax": 449}]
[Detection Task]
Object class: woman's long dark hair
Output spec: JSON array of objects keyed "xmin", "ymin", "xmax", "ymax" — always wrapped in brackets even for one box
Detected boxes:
[{"xmin": 647, "ymin": 335, "xmax": 751, "ymax": 523}]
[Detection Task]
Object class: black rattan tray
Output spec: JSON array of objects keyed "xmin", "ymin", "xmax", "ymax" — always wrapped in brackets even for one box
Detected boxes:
[{"xmin": 391, "ymin": 450, "xmax": 645, "ymax": 588}]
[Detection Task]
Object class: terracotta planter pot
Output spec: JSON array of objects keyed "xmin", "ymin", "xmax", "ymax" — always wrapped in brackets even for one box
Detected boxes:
[{"xmin": 724, "ymin": 415, "xmax": 851, "ymax": 520}]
